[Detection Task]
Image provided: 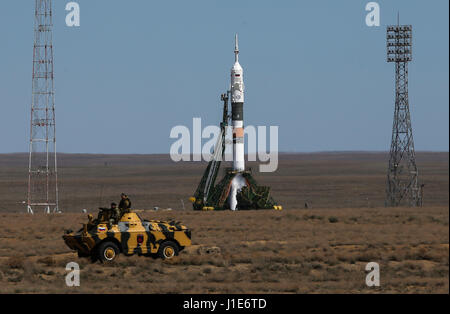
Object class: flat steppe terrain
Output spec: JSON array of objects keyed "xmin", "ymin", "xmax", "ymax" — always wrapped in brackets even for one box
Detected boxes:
[
  {"xmin": 0, "ymin": 152, "xmax": 448, "ymax": 293},
  {"xmin": 0, "ymin": 152, "xmax": 448, "ymax": 212}
]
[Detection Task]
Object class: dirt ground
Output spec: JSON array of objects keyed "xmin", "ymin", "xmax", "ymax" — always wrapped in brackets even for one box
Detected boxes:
[
  {"xmin": 0, "ymin": 207, "xmax": 448, "ymax": 293},
  {"xmin": 0, "ymin": 152, "xmax": 448, "ymax": 293}
]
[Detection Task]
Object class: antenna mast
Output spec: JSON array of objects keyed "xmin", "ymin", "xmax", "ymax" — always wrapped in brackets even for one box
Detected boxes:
[{"xmin": 27, "ymin": 0, "xmax": 59, "ymax": 214}]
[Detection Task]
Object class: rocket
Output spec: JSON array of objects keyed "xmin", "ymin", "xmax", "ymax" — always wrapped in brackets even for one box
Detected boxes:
[
  {"xmin": 229, "ymin": 34, "xmax": 247, "ymax": 210},
  {"xmin": 231, "ymin": 34, "xmax": 245, "ymax": 172},
  {"xmin": 191, "ymin": 34, "xmax": 281, "ymax": 212}
]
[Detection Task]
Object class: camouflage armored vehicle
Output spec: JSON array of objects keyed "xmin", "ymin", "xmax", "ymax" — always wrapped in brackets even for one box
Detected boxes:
[{"xmin": 63, "ymin": 209, "xmax": 191, "ymax": 262}]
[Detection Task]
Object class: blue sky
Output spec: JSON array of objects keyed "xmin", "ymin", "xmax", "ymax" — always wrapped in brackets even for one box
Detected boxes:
[{"xmin": 0, "ymin": 0, "xmax": 448, "ymax": 154}]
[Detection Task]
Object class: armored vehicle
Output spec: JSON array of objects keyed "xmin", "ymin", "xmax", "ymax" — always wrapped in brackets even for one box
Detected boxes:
[{"xmin": 63, "ymin": 209, "xmax": 191, "ymax": 262}]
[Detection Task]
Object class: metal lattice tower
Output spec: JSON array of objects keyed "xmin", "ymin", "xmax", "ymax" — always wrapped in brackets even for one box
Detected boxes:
[
  {"xmin": 385, "ymin": 20, "xmax": 421, "ymax": 207},
  {"xmin": 27, "ymin": 0, "xmax": 59, "ymax": 214}
]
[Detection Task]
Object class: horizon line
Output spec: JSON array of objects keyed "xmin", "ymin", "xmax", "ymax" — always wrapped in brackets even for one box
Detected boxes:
[{"xmin": 0, "ymin": 150, "xmax": 449, "ymax": 156}]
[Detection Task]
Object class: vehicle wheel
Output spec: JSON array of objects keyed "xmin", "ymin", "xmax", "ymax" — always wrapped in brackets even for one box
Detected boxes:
[
  {"xmin": 157, "ymin": 241, "xmax": 179, "ymax": 260},
  {"xmin": 77, "ymin": 251, "xmax": 90, "ymax": 258},
  {"xmin": 146, "ymin": 253, "xmax": 158, "ymax": 259},
  {"xmin": 97, "ymin": 241, "xmax": 120, "ymax": 263},
  {"xmin": 90, "ymin": 254, "xmax": 98, "ymax": 263}
]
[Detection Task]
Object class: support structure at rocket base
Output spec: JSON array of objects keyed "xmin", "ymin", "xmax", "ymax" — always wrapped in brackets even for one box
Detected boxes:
[
  {"xmin": 191, "ymin": 165, "xmax": 282, "ymax": 211},
  {"xmin": 190, "ymin": 35, "xmax": 282, "ymax": 211}
]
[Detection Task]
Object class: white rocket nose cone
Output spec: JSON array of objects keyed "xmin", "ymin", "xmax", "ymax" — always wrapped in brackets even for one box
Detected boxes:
[{"xmin": 232, "ymin": 61, "xmax": 242, "ymax": 72}]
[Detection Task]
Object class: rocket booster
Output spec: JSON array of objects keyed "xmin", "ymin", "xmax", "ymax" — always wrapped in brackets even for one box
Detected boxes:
[{"xmin": 231, "ymin": 34, "xmax": 245, "ymax": 172}]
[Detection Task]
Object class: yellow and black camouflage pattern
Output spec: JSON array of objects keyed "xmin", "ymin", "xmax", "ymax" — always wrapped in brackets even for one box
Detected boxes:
[{"xmin": 63, "ymin": 212, "xmax": 191, "ymax": 257}]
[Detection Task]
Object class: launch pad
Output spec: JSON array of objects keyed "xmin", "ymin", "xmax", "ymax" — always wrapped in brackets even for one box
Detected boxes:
[
  {"xmin": 190, "ymin": 67, "xmax": 281, "ymax": 212},
  {"xmin": 192, "ymin": 167, "xmax": 281, "ymax": 211}
]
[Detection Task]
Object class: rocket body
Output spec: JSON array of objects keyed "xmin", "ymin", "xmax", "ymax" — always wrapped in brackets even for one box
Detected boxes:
[
  {"xmin": 229, "ymin": 34, "xmax": 247, "ymax": 210},
  {"xmin": 231, "ymin": 35, "xmax": 245, "ymax": 172}
]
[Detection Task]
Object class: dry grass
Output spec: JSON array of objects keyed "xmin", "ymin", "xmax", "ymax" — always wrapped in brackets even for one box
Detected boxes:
[
  {"xmin": 0, "ymin": 152, "xmax": 447, "ymax": 293},
  {"xmin": 0, "ymin": 207, "xmax": 448, "ymax": 293}
]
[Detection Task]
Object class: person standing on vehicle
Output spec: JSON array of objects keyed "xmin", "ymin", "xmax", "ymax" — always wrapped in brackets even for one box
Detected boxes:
[{"xmin": 119, "ymin": 193, "xmax": 131, "ymax": 216}]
